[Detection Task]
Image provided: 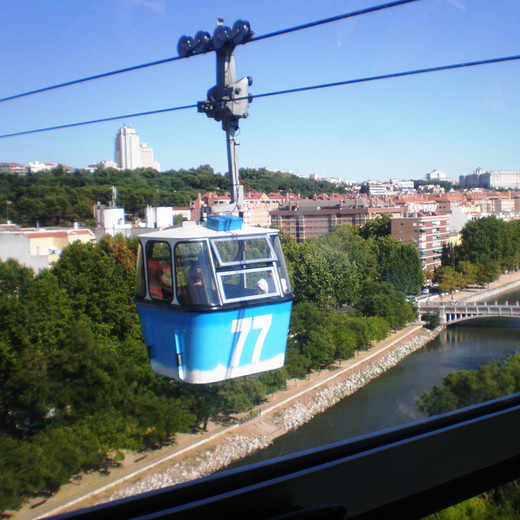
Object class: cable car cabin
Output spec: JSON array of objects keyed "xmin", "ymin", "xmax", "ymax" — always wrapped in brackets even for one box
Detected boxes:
[{"xmin": 134, "ymin": 217, "xmax": 293, "ymax": 384}]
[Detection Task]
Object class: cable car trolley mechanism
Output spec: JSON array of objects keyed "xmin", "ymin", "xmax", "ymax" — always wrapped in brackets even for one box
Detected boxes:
[{"xmin": 134, "ymin": 20, "xmax": 294, "ymax": 384}]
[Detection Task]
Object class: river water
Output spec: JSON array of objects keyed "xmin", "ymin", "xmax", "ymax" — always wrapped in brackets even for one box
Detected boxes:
[{"xmin": 230, "ymin": 288, "xmax": 520, "ymax": 468}]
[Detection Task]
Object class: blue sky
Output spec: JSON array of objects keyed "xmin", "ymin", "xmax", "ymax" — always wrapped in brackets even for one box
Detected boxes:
[{"xmin": 0, "ymin": 0, "xmax": 519, "ymax": 181}]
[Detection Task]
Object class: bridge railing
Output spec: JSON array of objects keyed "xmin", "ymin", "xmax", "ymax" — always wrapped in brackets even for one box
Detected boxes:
[{"xmin": 418, "ymin": 301, "xmax": 520, "ymax": 324}]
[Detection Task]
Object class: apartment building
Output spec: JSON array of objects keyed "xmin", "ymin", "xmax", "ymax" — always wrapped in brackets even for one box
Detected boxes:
[
  {"xmin": 271, "ymin": 206, "xmax": 403, "ymax": 242},
  {"xmin": 0, "ymin": 162, "xmax": 28, "ymax": 175},
  {"xmin": 114, "ymin": 126, "xmax": 160, "ymax": 171},
  {"xmin": 391, "ymin": 213, "xmax": 450, "ymax": 271}
]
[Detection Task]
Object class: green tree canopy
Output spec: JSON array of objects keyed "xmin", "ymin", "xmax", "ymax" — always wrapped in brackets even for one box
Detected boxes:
[
  {"xmin": 0, "ymin": 166, "xmax": 346, "ymax": 227},
  {"xmin": 371, "ymin": 236, "xmax": 424, "ymax": 295},
  {"xmin": 457, "ymin": 216, "xmax": 516, "ymax": 267},
  {"xmin": 355, "ymin": 281, "xmax": 417, "ymax": 330}
]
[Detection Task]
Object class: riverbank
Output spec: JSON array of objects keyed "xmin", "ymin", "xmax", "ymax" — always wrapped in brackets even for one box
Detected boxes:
[{"xmin": 16, "ymin": 269, "xmax": 520, "ymax": 519}]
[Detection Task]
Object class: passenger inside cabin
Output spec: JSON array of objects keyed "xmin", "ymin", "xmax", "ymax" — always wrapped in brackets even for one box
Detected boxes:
[
  {"xmin": 148, "ymin": 261, "xmax": 172, "ymax": 302},
  {"xmin": 257, "ymin": 269, "xmax": 288, "ymax": 295},
  {"xmin": 233, "ymin": 240, "xmax": 247, "ymax": 262},
  {"xmin": 186, "ymin": 264, "xmax": 208, "ymax": 305}
]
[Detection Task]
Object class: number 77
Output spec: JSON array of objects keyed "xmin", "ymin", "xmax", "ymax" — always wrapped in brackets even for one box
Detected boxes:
[{"xmin": 230, "ymin": 314, "xmax": 273, "ymax": 367}]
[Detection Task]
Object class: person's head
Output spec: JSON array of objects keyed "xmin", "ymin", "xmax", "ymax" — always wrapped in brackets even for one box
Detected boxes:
[{"xmin": 189, "ymin": 264, "xmax": 202, "ymax": 285}]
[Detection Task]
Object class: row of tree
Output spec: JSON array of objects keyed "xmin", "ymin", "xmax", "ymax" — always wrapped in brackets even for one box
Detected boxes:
[
  {"xmin": 0, "ymin": 166, "xmax": 345, "ymax": 227},
  {"xmin": 434, "ymin": 216, "xmax": 520, "ymax": 292},
  {"xmin": 284, "ymin": 221, "xmax": 423, "ymax": 307},
  {"xmin": 0, "ymin": 222, "xmax": 420, "ymax": 512}
]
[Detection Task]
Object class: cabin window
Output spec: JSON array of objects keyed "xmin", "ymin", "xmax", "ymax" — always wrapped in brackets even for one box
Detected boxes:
[
  {"xmin": 210, "ymin": 234, "xmax": 292, "ymax": 303},
  {"xmin": 146, "ymin": 241, "xmax": 173, "ymax": 302},
  {"xmin": 135, "ymin": 243, "xmax": 146, "ymax": 298},
  {"xmin": 217, "ymin": 266, "xmax": 282, "ymax": 303},
  {"xmin": 175, "ymin": 241, "xmax": 219, "ymax": 306},
  {"xmin": 210, "ymin": 236, "xmax": 276, "ymax": 267}
]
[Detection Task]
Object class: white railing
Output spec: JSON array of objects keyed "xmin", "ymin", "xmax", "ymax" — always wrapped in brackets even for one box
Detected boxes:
[{"xmin": 418, "ymin": 301, "xmax": 520, "ymax": 324}]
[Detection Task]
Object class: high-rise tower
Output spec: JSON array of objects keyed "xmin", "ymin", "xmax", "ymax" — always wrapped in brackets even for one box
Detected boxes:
[
  {"xmin": 114, "ymin": 126, "xmax": 160, "ymax": 171},
  {"xmin": 114, "ymin": 126, "xmax": 140, "ymax": 170}
]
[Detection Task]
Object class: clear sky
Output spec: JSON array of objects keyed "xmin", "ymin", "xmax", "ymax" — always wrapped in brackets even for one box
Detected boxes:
[{"xmin": 0, "ymin": 0, "xmax": 519, "ymax": 181}]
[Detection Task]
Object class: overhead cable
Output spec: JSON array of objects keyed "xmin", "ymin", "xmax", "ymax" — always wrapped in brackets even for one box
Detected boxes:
[
  {"xmin": 1, "ymin": 53, "xmax": 518, "ymax": 140},
  {"xmin": 0, "ymin": 104, "xmax": 197, "ymax": 139},
  {"xmin": 0, "ymin": 0, "xmax": 423, "ymax": 104},
  {"xmin": 252, "ymin": 54, "xmax": 520, "ymax": 100},
  {"xmin": 0, "ymin": 56, "xmax": 185, "ymax": 104},
  {"xmin": 249, "ymin": 0, "xmax": 422, "ymax": 43}
]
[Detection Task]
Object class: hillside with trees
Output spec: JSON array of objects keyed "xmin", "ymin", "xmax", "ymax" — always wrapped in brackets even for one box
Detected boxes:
[
  {"xmin": 0, "ymin": 166, "xmax": 346, "ymax": 227},
  {"xmin": 0, "ymin": 223, "xmax": 420, "ymax": 512}
]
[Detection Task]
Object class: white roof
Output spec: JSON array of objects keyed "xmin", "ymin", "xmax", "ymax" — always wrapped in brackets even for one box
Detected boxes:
[{"xmin": 137, "ymin": 221, "xmax": 278, "ymax": 241}]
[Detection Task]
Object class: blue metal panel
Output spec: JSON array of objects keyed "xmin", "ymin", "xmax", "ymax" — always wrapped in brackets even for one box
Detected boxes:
[{"xmin": 136, "ymin": 301, "xmax": 292, "ymax": 384}]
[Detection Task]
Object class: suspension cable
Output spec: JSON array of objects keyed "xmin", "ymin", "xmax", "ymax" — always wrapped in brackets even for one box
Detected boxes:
[
  {"xmin": 249, "ymin": 0, "xmax": 422, "ymax": 43},
  {"xmin": 0, "ymin": 104, "xmax": 197, "ymax": 139},
  {"xmin": 1, "ymin": 53, "xmax": 518, "ymax": 140},
  {"xmin": 252, "ymin": 54, "xmax": 520, "ymax": 101},
  {"xmin": 0, "ymin": 0, "xmax": 423, "ymax": 104}
]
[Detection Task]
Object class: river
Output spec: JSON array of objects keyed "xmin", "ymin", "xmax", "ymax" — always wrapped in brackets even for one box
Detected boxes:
[{"xmin": 229, "ymin": 288, "xmax": 520, "ymax": 469}]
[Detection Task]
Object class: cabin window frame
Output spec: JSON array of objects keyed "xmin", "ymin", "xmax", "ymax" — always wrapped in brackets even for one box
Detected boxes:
[
  {"xmin": 210, "ymin": 235, "xmax": 277, "ymax": 268},
  {"xmin": 174, "ymin": 239, "xmax": 220, "ymax": 306},
  {"xmin": 145, "ymin": 240, "xmax": 174, "ymax": 303},
  {"xmin": 216, "ymin": 265, "xmax": 282, "ymax": 304},
  {"xmin": 135, "ymin": 242, "xmax": 147, "ymax": 299}
]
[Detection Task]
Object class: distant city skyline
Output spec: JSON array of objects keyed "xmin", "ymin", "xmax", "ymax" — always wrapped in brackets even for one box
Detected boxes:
[{"xmin": 1, "ymin": 1, "xmax": 519, "ymax": 180}]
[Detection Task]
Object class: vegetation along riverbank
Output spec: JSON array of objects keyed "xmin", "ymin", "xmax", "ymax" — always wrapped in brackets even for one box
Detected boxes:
[{"xmin": 5, "ymin": 215, "xmax": 520, "ymax": 518}]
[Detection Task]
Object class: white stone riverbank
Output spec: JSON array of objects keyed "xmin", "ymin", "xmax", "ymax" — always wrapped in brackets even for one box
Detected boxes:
[{"xmin": 277, "ymin": 327, "xmax": 440, "ymax": 432}]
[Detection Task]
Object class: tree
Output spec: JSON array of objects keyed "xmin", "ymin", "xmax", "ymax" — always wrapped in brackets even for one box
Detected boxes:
[
  {"xmin": 355, "ymin": 281, "xmax": 416, "ymax": 330},
  {"xmin": 474, "ymin": 262, "xmax": 501, "ymax": 287},
  {"xmin": 457, "ymin": 261, "xmax": 478, "ymax": 286},
  {"xmin": 289, "ymin": 302, "xmax": 336, "ymax": 368},
  {"xmin": 317, "ymin": 226, "xmax": 377, "ymax": 305},
  {"xmin": 372, "ymin": 236, "xmax": 423, "ymax": 295},
  {"xmin": 359, "ymin": 215, "xmax": 391, "ymax": 239},
  {"xmin": 421, "ymin": 313, "xmax": 440, "ymax": 330},
  {"xmin": 457, "ymin": 216, "xmax": 513, "ymax": 267},
  {"xmin": 440, "ymin": 242, "xmax": 457, "ymax": 267},
  {"xmin": 51, "ymin": 236, "xmax": 140, "ymax": 341},
  {"xmin": 283, "ymin": 239, "xmax": 335, "ymax": 306},
  {"xmin": 417, "ymin": 353, "xmax": 520, "ymax": 416},
  {"xmin": 418, "ymin": 354, "xmax": 520, "ymax": 519},
  {"xmin": 434, "ymin": 266, "xmax": 466, "ymax": 293}
]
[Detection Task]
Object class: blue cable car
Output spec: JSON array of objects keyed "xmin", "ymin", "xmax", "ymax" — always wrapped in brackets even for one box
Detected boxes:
[
  {"xmin": 134, "ymin": 216, "xmax": 293, "ymax": 384},
  {"xmin": 134, "ymin": 20, "xmax": 294, "ymax": 383}
]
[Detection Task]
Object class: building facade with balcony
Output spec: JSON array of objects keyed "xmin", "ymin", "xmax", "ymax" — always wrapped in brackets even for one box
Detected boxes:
[{"xmin": 391, "ymin": 213, "xmax": 450, "ymax": 271}]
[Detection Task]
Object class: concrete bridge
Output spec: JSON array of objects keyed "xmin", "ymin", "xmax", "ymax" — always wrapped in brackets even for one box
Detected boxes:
[{"xmin": 417, "ymin": 300, "xmax": 520, "ymax": 325}]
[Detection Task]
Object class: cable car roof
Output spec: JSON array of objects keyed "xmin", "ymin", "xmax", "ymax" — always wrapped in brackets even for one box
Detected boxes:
[{"xmin": 137, "ymin": 221, "xmax": 279, "ymax": 241}]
